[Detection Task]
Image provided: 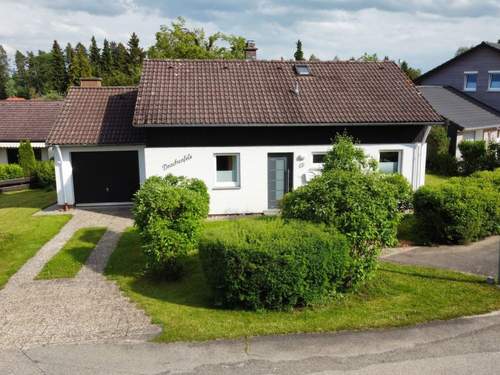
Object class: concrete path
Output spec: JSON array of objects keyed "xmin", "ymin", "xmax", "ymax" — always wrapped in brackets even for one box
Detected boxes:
[
  {"xmin": 1, "ymin": 310, "xmax": 500, "ymax": 374},
  {"xmin": 0, "ymin": 207, "xmax": 160, "ymax": 350},
  {"xmin": 382, "ymin": 236, "xmax": 500, "ymax": 278}
]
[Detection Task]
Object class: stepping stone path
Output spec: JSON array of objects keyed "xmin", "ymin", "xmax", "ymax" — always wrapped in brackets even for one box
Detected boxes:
[{"xmin": 0, "ymin": 207, "xmax": 160, "ymax": 350}]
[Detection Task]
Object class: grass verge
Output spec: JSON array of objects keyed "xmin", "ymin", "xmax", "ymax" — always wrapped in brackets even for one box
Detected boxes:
[
  {"xmin": 36, "ymin": 227, "xmax": 107, "ymax": 279},
  {"xmin": 106, "ymin": 227, "xmax": 500, "ymax": 343},
  {"xmin": 0, "ymin": 189, "xmax": 71, "ymax": 288}
]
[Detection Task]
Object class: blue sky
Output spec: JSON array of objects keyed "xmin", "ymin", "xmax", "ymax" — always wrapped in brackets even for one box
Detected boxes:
[{"xmin": 1, "ymin": 0, "xmax": 499, "ymax": 72}]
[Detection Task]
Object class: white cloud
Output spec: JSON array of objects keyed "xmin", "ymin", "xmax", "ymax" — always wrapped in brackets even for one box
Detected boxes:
[{"xmin": 1, "ymin": 0, "xmax": 500, "ymax": 72}]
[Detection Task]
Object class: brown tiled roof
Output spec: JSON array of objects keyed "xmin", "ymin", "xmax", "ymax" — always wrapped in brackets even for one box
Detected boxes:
[
  {"xmin": 0, "ymin": 100, "xmax": 62, "ymax": 142},
  {"xmin": 134, "ymin": 59, "xmax": 442, "ymax": 126},
  {"xmin": 47, "ymin": 87, "xmax": 145, "ymax": 145}
]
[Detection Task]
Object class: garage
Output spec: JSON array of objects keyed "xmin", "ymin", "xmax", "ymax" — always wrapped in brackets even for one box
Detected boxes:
[{"xmin": 71, "ymin": 151, "xmax": 140, "ymax": 204}]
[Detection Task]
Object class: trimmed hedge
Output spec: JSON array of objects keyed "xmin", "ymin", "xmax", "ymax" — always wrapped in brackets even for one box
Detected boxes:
[
  {"xmin": 133, "ymin": 175, "xmax": 209, "ymax": 279},
  {"xmin": 199, "ymin": 219, "xmax": 350, "ymax": 310},
  {"xmin": 414, "ymin": 169, "xmax": 500, "ymax": 244},
  {"xmin": 0, "ymin": 164, "xmax": 24, "ymax": 181}
]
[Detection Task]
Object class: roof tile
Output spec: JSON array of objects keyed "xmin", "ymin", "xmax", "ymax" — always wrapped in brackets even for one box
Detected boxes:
[
  {"xmin": 47, "ymin": 87, "xmax": 145, "ymax": 145},
  {"xmin": 0, "ymin": 100, "xmax": 62, "ymax": 142}
]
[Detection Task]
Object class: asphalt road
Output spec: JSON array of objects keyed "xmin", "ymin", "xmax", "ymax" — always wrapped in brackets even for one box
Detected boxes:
[
  {"xmin": 383, "ymin": 236, "xmax": 500, "ymax": 278},
  {"xmin": 2, "ymin": 310, "xmax": 500, "ymax": 374}
]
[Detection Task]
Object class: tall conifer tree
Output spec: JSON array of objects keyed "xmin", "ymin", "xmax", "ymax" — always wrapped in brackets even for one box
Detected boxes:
[{"xmin": 50, "ymin": 40, "xmax": 67, "ymax": 94}]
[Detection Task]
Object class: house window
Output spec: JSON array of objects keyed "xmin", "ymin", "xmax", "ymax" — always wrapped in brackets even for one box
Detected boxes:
[
  {"xmin": 463, "ymin": 131, "xmax": 476, "ymax": 141},
  {"xmin": 464, "ymin": 72, "xmax": 478, "ymax": 91},
  {"xmin": 215, "ymin": 154, "xmax": 240, "ymax": 188},
  {"xmin": 312, "ymin": 153, "xmax": 326, "ymax": 164},
  {"xmin": 488, "ymin": 71, "xmax": 500, "ymax": 91},
  {"xmin": 294, "ymin": 64, "xmax": 311, "ymax": 76},
  {"xmin": 379, "ymin": 151, "xmax": 401, "ymax": 174}
]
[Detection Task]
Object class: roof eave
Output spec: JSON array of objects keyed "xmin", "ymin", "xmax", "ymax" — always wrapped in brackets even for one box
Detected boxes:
[{"xmin": 133, "ymin": 121, "xmax": 443, "ymax": 128}]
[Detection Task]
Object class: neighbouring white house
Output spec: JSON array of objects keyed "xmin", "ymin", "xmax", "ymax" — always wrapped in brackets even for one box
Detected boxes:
[
  {"xmin": 0, "ymin": 98, "xmax": 62, "ymax": 164},
  {"xmin": 48, "ymin": 43, "xmax": 443, "ymax": 215}
]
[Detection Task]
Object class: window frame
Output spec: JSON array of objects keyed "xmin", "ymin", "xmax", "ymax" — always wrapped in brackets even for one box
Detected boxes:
[
  {"xmin": 378, "ymin": 150, "xmax": 402, "ymax": 174},
  {"xmin": 312, "ymin": 152, "xmax": 326, "ymax": 166},
  {"xmin": 488, "ymin": 70, "xmax": 500, "ymax": 92},
  {"xmin": 463, "ymin": 71, "xmax": 478, "ymax": 92},
  {"xmin": 213, "ymin": 153, "xmax": 240, "ymax": 189}
]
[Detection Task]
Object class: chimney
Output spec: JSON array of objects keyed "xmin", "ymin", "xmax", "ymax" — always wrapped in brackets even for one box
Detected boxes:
[
  {"xmin": 245, "ymin": 40, "xmax": 257, "ymax": 61},
  {"xmin": 80, "ymin": 77, "xmax": 102, "ymax": 88}
]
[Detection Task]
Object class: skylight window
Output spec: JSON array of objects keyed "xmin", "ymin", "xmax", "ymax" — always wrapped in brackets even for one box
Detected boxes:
[{"xmin": 294, "ymin": 64, "xmax": 311, "ymax": 76}]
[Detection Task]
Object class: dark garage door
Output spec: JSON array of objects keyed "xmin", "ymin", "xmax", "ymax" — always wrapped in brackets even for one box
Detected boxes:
[{"xmin": 71, "ymin": 151, "xmax": 140, "ymax": 204}]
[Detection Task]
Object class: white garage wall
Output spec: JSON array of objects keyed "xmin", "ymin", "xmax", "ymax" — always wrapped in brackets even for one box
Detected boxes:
[
  {"xmin": 145, "ymin": 143, "xmax": 424, "ymax": 215},
  {"xmin": 54, "ymin": 145, "xmax": 146, "ymax": 206}
]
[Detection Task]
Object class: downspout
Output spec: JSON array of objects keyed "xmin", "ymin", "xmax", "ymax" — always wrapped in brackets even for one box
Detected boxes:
[{"xmin": 54, "ymin": 145, "xmax": 68, "ymax": 210}]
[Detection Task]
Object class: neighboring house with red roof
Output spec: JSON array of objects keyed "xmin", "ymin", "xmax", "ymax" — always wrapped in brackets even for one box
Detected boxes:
[
  {"xmin": 48, "ymin": 43, "xmax": 442, "ymax": 214},
  {"xmin": 0, "ymin": 100, "xmax": 63, "ymax": 164}
]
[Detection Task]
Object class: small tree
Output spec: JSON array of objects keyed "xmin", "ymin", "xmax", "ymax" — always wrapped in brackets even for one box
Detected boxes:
[
  {"xmin": 294, "ymin": 40, "xmax": 304, "ymax": 61},
  {"xmin": 18, "ymin": 140, "xmax": 37, "ymax": 176},
  {"xmin": 323, "ymin": 134, "xmax": 377, "ymax": 172}
]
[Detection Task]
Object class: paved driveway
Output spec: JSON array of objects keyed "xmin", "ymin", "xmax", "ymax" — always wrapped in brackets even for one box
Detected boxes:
[
  {"xmin": 0, "ymin": 207, "xmax": 160, "ymax": 350},
  {"xmin": 382, "ymin": 236, "xmax": 500, "ymax": 278}
]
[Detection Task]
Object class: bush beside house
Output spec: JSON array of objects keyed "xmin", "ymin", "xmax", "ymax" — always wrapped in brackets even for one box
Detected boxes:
[
  {"xmin": 18, "ymin": 140, "xmax": 37, "ymax": 177},
  {"xmin": 414, "ymin": 168, "xmax": 500, "ymax": 244},
  {"xmin": 32, "ymin": 160, "xmax": 56, "ymax": 189},
  {"xmin": 199, "ymin": 219, "xmax": 350, "ymax": 310},
  {"xmin": 281, "ymin": 135, "xmax": 410, "ymax": 287},
  {"xmin": 133, "ymin": 175, "xmax": 209, "ymax": 279}
]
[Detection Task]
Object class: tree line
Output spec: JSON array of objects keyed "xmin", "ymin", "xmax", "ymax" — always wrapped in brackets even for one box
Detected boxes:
[{"xmin": 0, "ymin": 17, "xmax": 422, "ymax": 100}]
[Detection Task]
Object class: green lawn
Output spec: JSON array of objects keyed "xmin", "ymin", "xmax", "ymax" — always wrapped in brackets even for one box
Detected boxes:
[
  {"xmin": 0, "ymin": 190, "xmax": 71, "ymax": 288},
  {"xmin": 425, "ymin": 174, "xmax": 451, "ymax": 187},
  {"xmin": 36, "ymin": 227, "xmax": 106, "ymax": 279},
  {"xmin": 106, "ymin": 228, "xmax": 500, "ymax": 343}
]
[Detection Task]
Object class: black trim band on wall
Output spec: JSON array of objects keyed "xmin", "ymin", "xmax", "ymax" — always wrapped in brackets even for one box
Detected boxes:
[{"xmin": 145, "ymin": 125, "xmax": 427, "ymax": 147}]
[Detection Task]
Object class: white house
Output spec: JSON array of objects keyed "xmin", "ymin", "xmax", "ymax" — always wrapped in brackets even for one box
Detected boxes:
[
  {"xmin": 48, "ymin": 46, "xmax": 442, "ymax": 215},
  {"xmin": 0, "ymin": 99, "xmax": 61, "ymax": 164}
]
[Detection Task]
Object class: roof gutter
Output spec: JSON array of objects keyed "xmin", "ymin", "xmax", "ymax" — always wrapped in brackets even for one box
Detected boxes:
[{"xmin": 133, "ymin": 121, "xmax": 444, "ymax": 128}]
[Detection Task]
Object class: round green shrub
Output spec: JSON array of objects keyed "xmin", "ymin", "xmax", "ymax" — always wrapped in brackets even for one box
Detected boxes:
[
  {"xmin": 0, "ymin": 164, "xmax": 24, "ymax": 181},
  {"xmin": 281, "ymin": 169, "xmax": 404, "ymax": 287},
  {"xmin": 199, "ymin": 219, "xmax": 350, "ymax": 310},
  {"xmin": 133, "ymin": 174, "xmax": 209, "ymax": 279}
]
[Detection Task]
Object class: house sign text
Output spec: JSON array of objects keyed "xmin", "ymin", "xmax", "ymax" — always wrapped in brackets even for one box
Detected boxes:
[{"xmin": 162, "ymin": 154, "xmax": 193, "ymax": 171}]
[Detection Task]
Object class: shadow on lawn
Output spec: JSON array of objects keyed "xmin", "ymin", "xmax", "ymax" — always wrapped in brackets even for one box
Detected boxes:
[
  {"xmin": 379, "ymin": 263, "xmax": 486, "ymax": 284},
  {"xmin": 127, "ymin": 253, "xmax": 217, "ymax": 309},
  {"xmin": 0, "ymin": 189, "xmax": 57, "ymax": 210}
]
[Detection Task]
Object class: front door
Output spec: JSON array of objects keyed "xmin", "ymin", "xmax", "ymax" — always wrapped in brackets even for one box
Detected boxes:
[{"xmin": 267, "ymin": 153, "xmax": 293, "ymax": 209}]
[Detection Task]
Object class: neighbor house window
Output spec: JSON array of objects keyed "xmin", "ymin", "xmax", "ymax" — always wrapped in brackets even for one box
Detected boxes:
[
  {"xmin": 463, "ymin": 131, "xmax": 476, "ymax": 141},
  {"xmin": 215, "ymin": 154, "xmax": 240, "ymax": 188},
  {"xmin": 464, "ymin": 72, "xmax": 478, "ymax": 91},
  {"xmin": 488, "ymin": 71, "xmax": 500, "ymax": 91},
  {"xmin": 312, "ymin": 153, "xmax": 326, "ymax": 164},
  {"xmin": 379, "ymin": 151, "xmax": 401, "ymax": 174}
]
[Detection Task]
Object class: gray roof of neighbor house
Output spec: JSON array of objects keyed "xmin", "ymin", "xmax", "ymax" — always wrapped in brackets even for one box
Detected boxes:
[
  {"xmin": 47, "ymin": 87, "xmax": 145, "ymax": 145},
  {"xmin": 0, "ymin": 100, "xmax": 63, "ymax": 142},
  {"xmin": 418, "ymin": 85, "xmax": 500, "ymax": 130},
  {"xmin": 133, "ymin": 59, "xmax": 442, "ymax": 127}
]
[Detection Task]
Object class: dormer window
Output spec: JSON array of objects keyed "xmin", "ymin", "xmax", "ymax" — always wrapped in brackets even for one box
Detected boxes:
[
  {"xmin": 294, "ymin": 64, "xmax": 311, "ymax": 76},
  {"xmin": 464, "ymin": 71, "xmax": 477, "ymax": 91},
  {"xmin": 488, "ymin": 71, "xmax": 500, "ymax": 91}
]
